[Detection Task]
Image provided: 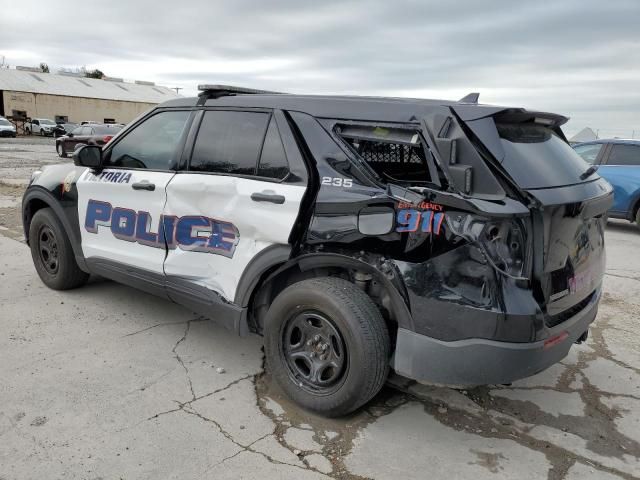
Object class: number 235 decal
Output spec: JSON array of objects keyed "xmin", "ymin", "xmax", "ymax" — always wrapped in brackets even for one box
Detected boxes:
[
  {"xmin": 322, "ymin": 177, "xmax": 353, "ymax": 188},
  {"xmin": 396, "ymin": 209, "xmax": 445, "ymax": 235}
]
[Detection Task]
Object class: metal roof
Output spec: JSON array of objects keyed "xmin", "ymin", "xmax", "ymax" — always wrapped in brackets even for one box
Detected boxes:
[{"xmin": 0, "ymin": 68, "xmax": 180, "ymax": 104}]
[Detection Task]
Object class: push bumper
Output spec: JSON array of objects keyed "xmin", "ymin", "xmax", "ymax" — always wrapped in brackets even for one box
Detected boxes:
[{"xmin": 392, "ymin": 288, "xmax": 601, "ymax": 386}]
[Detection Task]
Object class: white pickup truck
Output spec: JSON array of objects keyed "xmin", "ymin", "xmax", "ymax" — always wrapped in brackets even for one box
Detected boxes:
[{"xmin": 26, "ymin": 118, "xmax": 57, "ymax": 136}]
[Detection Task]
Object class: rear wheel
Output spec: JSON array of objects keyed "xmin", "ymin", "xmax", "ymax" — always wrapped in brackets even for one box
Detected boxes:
[
  {"xmin": 636, "ymin": 207, "xmax": 640, "ymax": 230},
  {"xmin": 29, "ymin": 208, "xmax": 89, "ymax": 290},
  {"xmin": 264, "ymin": 277, "xmax": 390, "ymax": 417},
  {"xmin": 56, "ymin": 142, "xmax": 67, "ymax": 158}
]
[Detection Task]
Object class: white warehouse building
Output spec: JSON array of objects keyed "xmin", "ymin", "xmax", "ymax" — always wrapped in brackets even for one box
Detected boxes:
[{"xmin": 0, "ymin": 68, "xmax": 180, "ymax": 125}]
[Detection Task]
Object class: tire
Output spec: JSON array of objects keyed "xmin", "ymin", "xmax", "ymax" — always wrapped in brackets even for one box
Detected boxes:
[
  {"xmin": 40, "ymin": 129, "xmax": 44, "ymax": 136},
  {"xmin": 29, "ymin": 208, "xmax": 89, "ymax": 290},
  {"xmin": 56, "ymin": 142, "xmax": 67, "ymax": 158},
  {"xmin": 264, "ymin": 277, "xmax": 390, "ymax": 417},
  {"xmin": 636, "ymin": 207, "xmax": 640, "ymax": 230}
]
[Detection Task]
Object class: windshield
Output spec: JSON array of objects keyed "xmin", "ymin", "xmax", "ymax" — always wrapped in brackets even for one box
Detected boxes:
[
  {"xmin": 0, "ymin": 119, "xmax": 11, "ymax": 126},
  {"xmin": 40, "ymin": 119, "xmax": 55, "ymax": 125},
  {"xmin": 497, "ymin": 123, "xmax": 593, "ymax": 189}
]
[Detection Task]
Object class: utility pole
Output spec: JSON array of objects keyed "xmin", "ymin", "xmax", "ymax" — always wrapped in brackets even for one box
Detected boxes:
[{"xmin": 172, "ymin": 87, "xmax": 183, "ymax": 95}]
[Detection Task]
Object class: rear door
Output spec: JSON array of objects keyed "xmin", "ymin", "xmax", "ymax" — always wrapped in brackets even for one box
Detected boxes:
[
  {"xmin": 163, "ymin": 108, "xmax": 307, "ymax": 306},
  {"xmin": 76, "ymin": 110, "xmax": 192, "ymax": 290},
  {"xmin": 597, "ymin": 143, "xmax": 640, "ymax": 215}
]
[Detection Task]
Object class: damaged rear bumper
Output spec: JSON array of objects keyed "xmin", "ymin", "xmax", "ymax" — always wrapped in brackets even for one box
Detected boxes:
[{"xmin": 391, "ymin": 287, "xmax": 601, "ymax": 386}]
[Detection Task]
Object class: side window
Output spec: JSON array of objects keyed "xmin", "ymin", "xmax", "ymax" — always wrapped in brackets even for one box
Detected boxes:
[
  {"xmin": 71, "ymin": 127, "xmax": 83, "ymax": 135},
  {"xmin": 573, "ymin": 143, "xmax": 603, "ymax": 164},
  {"xmin": 190, "ymin": 110, "xmax": 269, "ymax": 175},
  {"xmin": 80, "ymin": 127, "xmax": 92, "ymax": 136},
  {"xmin": 105, "ymin": 111, "xmax": 190, "ymax": 170},
  {"xmin": 257, "ymin": 117, "xmax": 289, "ymax": 179},
  {"xmin": 607, "ymin": 144, "xmax": 640, "ymax": 166},
  {"xmin": 33, "ymin": 120, "xmax": 39, "ymax": 126}
]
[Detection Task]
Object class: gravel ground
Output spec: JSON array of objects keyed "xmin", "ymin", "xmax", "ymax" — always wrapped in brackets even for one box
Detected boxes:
[{"xmin": 1, "ymin": 137, "xmax": 639, "ymax": 479}]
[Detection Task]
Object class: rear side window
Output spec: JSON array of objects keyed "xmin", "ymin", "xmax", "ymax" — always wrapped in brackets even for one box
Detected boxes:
[
  {"xmin": 337, "ymin": 125, "xmax": 436, "ymax": 185},
  {"xmin": 190, "ymin": 110, "xmax": 269, "ymax": 175},
  {"xmin": 573, "ymin": 143, "xmax": 603, "ymax": 164},
  {"xmin": 607, "ymin": 144, "xmax": 640, "ymax": 166},
  {"xmin": 497, "ymin": 123, "xmax": 591, "ymax": 189}
]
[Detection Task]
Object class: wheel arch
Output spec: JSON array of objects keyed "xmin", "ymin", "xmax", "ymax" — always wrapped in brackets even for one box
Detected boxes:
[
  {"xmin": 22, "ymin": 187, "xmax": 88, "ymax": 272},
  {"xmin": 244, "ymin": 251, "xmax": 414, "ymax": 335}
]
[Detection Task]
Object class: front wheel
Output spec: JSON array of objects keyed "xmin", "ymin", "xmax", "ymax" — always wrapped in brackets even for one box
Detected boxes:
[
  {"xmin": 29, "ymin": 208, "xmax": 89, "ymax": 290},
  {"xmin": 264, "ymin": 277, "xmax": 390, "ymax": 417}
]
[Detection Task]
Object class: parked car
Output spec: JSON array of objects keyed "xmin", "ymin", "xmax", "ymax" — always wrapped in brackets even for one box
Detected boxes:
[
  {"xmin": 23, "ymin": 85, "xmax": 612, "ymax": 416},
  {"xmin": 53, "ymin": 122, "xmax": 78, "ymax": 138},
  {"xmin": 26, "ymin": 118, "xmax": 57, "ymax": 136},
  {"xmin": 0, "ymin": 117, "xmax": 17, "ymax": 137},
  {"xmin": 573, "ymin": 139, "xmax": 640, "ymax": 227},
  {"xmin": 55, "ymin": 124, "xmax": 123, "ymax": 157}
]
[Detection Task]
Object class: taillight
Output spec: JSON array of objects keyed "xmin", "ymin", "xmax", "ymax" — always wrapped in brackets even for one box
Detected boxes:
[
  {"xmin": 103, "ymin": 135, "xmax": 113, "ymax": 143},
  {"xmin": 480, "ymin": 220, "xmax": 527, "ymax": 279},
  {"xmin": 447, "ymin": 213, "xmax": 529, "ymax": 281}
]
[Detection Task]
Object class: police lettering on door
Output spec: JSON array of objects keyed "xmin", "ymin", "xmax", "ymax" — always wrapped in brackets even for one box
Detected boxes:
[{"xmin": 84, "ymin": 200, "xmax": 239, "ymax": 258}]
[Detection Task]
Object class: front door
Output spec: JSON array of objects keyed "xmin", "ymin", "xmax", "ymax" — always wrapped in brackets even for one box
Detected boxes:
[
  {"xmin": 76, "ymin": 110, "xmax": 192, "ymax": 278},
  {"xmin": 163, "ymin": 109, "xmax": 307, "ymax": 305}
]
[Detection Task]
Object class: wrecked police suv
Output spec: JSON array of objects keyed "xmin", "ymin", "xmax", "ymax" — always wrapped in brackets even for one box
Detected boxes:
[{"xmin": 22, "ymin": 86, "xmax": 612, "ymax": 416}]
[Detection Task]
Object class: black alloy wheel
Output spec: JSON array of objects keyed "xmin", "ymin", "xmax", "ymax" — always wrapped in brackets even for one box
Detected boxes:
[
  {"xmin": 37, "ymin": 225, "xmax": 59, "ymax": 275},
  {"xmin": 281, "ymin": 310, "xmax": 347, "ymax": 394}
]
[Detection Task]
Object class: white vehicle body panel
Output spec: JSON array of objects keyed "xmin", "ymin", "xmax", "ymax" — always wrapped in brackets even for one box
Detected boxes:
[
  {"xmin": 163, "ymin": 174, "xmax": 305, "ymax": 301},
  {"xmin": 76, "ymin": 168, "xmax": 175, "ymax": 274}
]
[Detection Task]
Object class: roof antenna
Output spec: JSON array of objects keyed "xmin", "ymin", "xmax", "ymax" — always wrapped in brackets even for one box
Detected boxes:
[{"xmin": 458, "ymin": 92, "xmax": 479, "ymax": 103}]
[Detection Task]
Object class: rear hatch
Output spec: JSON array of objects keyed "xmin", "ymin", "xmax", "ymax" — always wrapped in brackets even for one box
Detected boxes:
[{"xmin": 454, "ymin": 107, "xmax": 613, "ymax": 318}]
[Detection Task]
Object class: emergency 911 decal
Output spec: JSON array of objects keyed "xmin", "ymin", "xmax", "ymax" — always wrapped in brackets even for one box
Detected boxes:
[
  {"xmin": 396, "ymin": 201, "xmax": 445, "ymax": 235},
  {"xmin": 84, "ymin": 200, "xmax": 239, "ymax": 258}
]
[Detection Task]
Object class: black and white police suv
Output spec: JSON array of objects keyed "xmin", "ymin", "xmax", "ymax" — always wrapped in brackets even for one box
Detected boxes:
[{"xmin": 23, "ymin": 85, "xmax": 613, "ymax": 416}]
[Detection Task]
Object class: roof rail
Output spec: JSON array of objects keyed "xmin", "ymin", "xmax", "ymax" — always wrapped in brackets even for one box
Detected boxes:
[{"xmin": 197, "ymin": 84, "xmax": 283, "ymax": 100}]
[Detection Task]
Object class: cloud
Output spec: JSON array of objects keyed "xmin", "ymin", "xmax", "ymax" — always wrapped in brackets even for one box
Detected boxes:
[{"xmin": 1, "ymin": 0, "xmax": 638, "ymax": 136}]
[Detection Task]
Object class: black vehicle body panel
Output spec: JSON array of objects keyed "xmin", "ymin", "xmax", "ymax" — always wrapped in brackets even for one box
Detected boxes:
[
  {"xmin": 23, "ymin": 90, "xmax": 613, "ymax": 386},
  {"xmin": 22, "ymin": 163, "xmax": 89, "ymax": 272}
]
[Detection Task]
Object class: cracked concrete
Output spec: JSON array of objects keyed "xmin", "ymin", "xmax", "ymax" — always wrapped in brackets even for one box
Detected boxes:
[{"xmin": 1, "ymin": 139, "xmax": 640, "ymax": 479}]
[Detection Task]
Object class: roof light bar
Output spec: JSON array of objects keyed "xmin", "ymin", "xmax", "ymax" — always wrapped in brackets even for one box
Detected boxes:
[{"xmin": 197, "ymin": 84, "xmax": 283, "ymax": 99}]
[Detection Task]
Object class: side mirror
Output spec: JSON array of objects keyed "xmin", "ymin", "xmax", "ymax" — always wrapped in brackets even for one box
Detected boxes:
[
  {"xmin": 67, "ymin": 132, "xmax": 74, "ymax": 138},
  {"xmin": 73, "ymin": 144, "xmax": 103, "ymax": 169}
]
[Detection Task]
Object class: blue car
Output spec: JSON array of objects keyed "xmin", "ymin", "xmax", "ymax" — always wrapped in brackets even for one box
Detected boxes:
[{"xmin": 574, "ymin": 139, "xmax": 640, "ymax": 227}]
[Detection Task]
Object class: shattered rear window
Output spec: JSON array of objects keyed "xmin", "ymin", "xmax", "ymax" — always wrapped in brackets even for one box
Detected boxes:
[{"xmin": 337, "ymin": 125, "xmax": 434, "ymax": 185}]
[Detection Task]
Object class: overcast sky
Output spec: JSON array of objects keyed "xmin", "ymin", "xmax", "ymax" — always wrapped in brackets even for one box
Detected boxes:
[{"xmin": 1, "ymin": 0, "xmax": 639, "ymax": 137}]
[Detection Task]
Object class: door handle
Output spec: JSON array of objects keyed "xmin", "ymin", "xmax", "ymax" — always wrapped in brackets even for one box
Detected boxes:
[
  {"xmin": 251, "ymin": 192, "xmax": 285, "ymax": 204},
  {"xmin": 132, "ymin": 182, "xmax": 155, "ymax": 191}
]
